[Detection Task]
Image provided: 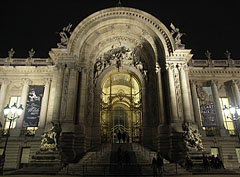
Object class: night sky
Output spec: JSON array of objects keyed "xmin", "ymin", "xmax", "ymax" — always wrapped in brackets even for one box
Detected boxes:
[{"xmin": 0, "ymin": 1, "xmax": 239, "ymax": 59}]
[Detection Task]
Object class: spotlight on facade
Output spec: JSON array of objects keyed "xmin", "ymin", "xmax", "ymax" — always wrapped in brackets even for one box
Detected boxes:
[{"xmin": 0, "ymin": 103, "xmax": 24, "ymax": 175}]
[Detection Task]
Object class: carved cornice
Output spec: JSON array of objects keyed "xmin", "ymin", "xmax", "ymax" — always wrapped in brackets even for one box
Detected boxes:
[
  {"xmin": 189, "ymin": 69, "xmax": 240, "ymax": 76},
  {"xmin": 0, "ymin": 66, "xmax": 54, "ymax": 74}
]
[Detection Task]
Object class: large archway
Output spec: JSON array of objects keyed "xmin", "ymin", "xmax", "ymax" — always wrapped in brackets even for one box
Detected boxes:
[{"xmin": 100, "ymin": 72, "xmax": 142, "ymax": 143}]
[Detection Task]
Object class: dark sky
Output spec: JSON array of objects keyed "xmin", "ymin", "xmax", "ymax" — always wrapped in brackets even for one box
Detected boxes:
[{"xmin": 0, "ymin": 1, "xmax": 239, "ymax": 59}]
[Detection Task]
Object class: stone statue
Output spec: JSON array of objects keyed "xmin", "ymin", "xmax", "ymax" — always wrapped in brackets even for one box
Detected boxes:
[
  {"xmin": 40, "ymin": 121, "xmax": 62, "ymax": 152},
  {"xmin": 170, "ymin": 23, "xmax": 185, "ymax": 48},
  {"xmin": 57, "ymin": 23, "xmax": 72, "ymax": 48},
  {"xmin": 182, "ymin": 122, "xmax": 204, "ymax": 151},
  {"xmin": 8, "ymin": 48, "xmax": 15, "ymax": 58},
  {"xmin": 28, "ymin": 48, "xmax": 35, "ymax": 58},
  {"xmin": 93, "ymin": 45, "xmax": 148, "ymax": 82},
  {"xmin": 205, "ymin": 50, "xmax": 211, "ymax": 59},
  {"xmin": 224, "ymin": 50, "xmax": 231, "ymax": 60}
]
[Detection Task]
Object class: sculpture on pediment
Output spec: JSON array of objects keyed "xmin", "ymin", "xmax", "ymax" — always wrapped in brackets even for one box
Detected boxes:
[
  {"xmin": 40, "ymin": 121, "xmax": 62, "ymax": 152},
  {"xmin": 170, "ymin": 23, "xmax": 185, "ymax": 49},
  {"xmin": 28, "ymin": 48, "xmax": 35, "ymax": 58},
  {"xmin": 93, "ymin": 45, "xmax": 148, "ymax": 83},
  {"xmin": 57, "ymin": 23, "xmax": 72, "ymax": 49},
  {"xmin": 182, "ymin": 122, "xmax": 204, "ymax": 152},
  {"xmin": 8, "ymin": 48, "xmax": 15, "ymax": 59}
]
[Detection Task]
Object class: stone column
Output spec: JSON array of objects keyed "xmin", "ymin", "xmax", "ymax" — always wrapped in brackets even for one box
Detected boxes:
[
  {"xmin": 78, "ymin": 67, "xmax": 87, "ymax": 126},
  {"xmin": 166, "ymin": 63, "xmax": 178, "ymax": 122},
  {"xmin": 63, "ymin": 66, "xmax": 79, "ymax": 132},
  {"xmin": 0, "ymin": 79, "xmax": 11, "ymax": 125},
  {"xmin": 156, "ymin": 62, "xmax": 166, "ymax": 124},
  {"xmin": 190, "ymin": 80, "xmax": 202, "ymax": 128},
  {"xmin": 210, "ymin": 80, "xmax": 226, "ymax": 134},
  {"xmin": 179, "ymin": 63, "xmax": 194, "ymax": 123},
  {"xmin": 232, "ymin": 80, "xmax": 240, "ymax": 106},
  {"xmin": 39, "ymin": 79, "xmax": 51, "ymax": 128},
  {"xmin": 51, "ymin": 64, "xmax": 64, "ymax": 122},
  {"xmin": 16, "ymin": 78, "xmax": 32, "ymax": 129}
]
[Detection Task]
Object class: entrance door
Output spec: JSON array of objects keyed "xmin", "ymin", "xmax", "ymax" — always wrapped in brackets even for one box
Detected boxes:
[{"xmin": 100, "ymin": 72, "xmax": 142, "ymax": 143}]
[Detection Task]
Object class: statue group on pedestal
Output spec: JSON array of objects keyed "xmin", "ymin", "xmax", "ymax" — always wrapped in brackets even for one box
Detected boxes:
[
  {"xmin": 40, "ymin": 121, "xmax": 62, "ymax": 152},
  {"xmin": 182, "ymin": 122, "xmax": 204, "ymax": 151}
]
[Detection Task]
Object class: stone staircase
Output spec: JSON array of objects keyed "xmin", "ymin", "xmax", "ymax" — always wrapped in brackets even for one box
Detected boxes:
[{"xmin": 59, "ymin": 143, "xmax": 190, "ymax": 176}]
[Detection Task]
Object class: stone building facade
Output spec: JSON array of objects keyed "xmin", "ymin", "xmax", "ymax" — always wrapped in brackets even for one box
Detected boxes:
[{"xmin": 0, "ymin": 7, "xmax": 240, "ymax": 170}]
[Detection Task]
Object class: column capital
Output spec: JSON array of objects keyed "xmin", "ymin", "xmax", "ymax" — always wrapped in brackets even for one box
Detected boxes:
[
  {"xmin": 190, "ymin": 79, "xmax": 198, "ymax": 86},
  {"xmin": 210, "ymin": 80, "xmax": 218, "ymax": 86},
  {"xmin": 44, "ymin": 78, "xmax": 51, "ymax": 85},
  {"xmin": 178, "ymin": 63, "xmax": 188, "ymax": 71},
  {"xmin": 1, "ymin": 79, "xmax": 11, "ymax": 86},
  {"xmin": 55, "ymin": 63, "xmax": 65, "ymax": 71},
  {"xmin": 22, "ymin": 78, "xmax": 32, "ymax": 85},
  {"xmin": 165, "ymin": 63, "xmax": 176, "ymax": 71},
  {"xmin": 232, "ymin": 80, "xmax": 240, "ymax": 86}
]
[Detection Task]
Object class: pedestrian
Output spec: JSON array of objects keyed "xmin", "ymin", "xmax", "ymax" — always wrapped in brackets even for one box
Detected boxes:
[
  {"xmin": 157, "ymin": 153, "xmax": 163, "ymax": 176},
  {"xmin": 152, "ymin": 157, "xmax": 158, "ymax": 177},
  {"xmin": 117, "ymin": 131, "xmax": 122, "ymax": 143},
  {"xmin": 122, "ymin": 131, "xmax": 126, "ymax": 143},
  {"xmin": 203, "ymin": 154, "xmax": 209, "ymax": 171}
]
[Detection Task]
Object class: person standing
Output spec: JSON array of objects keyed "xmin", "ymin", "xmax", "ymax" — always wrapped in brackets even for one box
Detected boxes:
[
  {"xmin": 117, "ymin": 131, "xmax": 122, "ymax": 143},
  {"xmin": 152, "ymin": 157, "xmax": 158, "ymax": 177},
  {"xmin": 157, "ymin": 153, "xmax": 163, "ymax": 176},
  {"xmin": 122, "ymin": 131, "xmax": 126, "ymax": 143}
]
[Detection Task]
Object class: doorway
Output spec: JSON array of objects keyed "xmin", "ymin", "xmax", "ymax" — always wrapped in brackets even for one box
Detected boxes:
[{"xmin": 100, "ymin": 72, "xmax": 142, "ymax": 143}]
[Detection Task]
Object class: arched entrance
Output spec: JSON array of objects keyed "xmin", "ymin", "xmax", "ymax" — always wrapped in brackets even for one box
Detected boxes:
[{"xmin": 100, "ymin": 72, "xmax": 142, "ymax": 143}]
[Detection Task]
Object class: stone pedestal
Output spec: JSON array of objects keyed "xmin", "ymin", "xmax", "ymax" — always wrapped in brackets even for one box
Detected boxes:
[{"xmin": 30, "ymin": 151, "xmax": 61, "ymax": 170}]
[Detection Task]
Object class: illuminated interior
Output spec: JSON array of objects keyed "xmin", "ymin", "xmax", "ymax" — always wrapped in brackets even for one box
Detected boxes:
[{"xmin": 100, "ymin": 72, "xmax": 142, "ymax": 143}]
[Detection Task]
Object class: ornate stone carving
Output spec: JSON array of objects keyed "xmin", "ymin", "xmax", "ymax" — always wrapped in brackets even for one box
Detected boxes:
[
  {"xmin": 40, "ymin": 122, "xmax": 62, "ymax": 152},
  {"xmin": 93, "ymin": 45, "xmax": 148, "ymax": 83},
  {"xmin": 57, "ymin": 23, "xmax": 72, "ymax": 49},
  {"xmin": 155, "ymin": 62, "xmax": 161, "ymax": 73},
  {"xmin": 8, "ymin": 48, "xmax": 15, "ymax": 59},
  {"xmin": 70, "ymin": 8, "xmax": 174, "ymax": 54},
  {"xmin": 28, "ymin": 48, "xmax": 35, "ymax": 58},
  {"xmin": 224, "ymin": 50, "xmax": 231, "ymax": 60},
  {"xmin": 170, "ymin": 23, "xmax": 185, "ymax": 49},
  {"xmin": 205, "ymin": 50, "xmax": 211, "ymax": 59},
  {"xmin": 173, "ymin": 67, "xmax": 183, "ymax": 120},
  {"xmin": 182, "ymin": 122, "xmax": 204, "ymax": 151}
]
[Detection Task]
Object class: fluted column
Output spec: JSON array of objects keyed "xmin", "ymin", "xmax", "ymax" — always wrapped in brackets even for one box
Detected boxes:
[
  {"xmin": 190, "ymin": 80, "xmax": 202, "ymax": 128},
  {"xmin": 166, "ymin": 63, "xmax": 178, "ymax": 122},
  {"xmin": 179, "ymin": 63, "xmax": 193, "ymax": 122},
  {"xmin": 39, "ymin": 79, "xmax": 51, "ymax": 128},
  {"xmin": 16, "ymin": 78, "xmax": 32, "ymax": 129},
  {"xmin": 0, "ymin": 79, "xmax": 11, "ymax": 125},
  {"xmin": 52, "ymin": 64, "xmax": 64, "ymax": 122},
  {"xmin": 210, "ymin": 80, "xmax": 225, "ymax": 130},
  {"xmin": 232, "ymin": 80, "xmax": 240, "ymax": 106},
  {"xmin": 156, "ymin": 62, "xmax": 166, "ymax": 124}
]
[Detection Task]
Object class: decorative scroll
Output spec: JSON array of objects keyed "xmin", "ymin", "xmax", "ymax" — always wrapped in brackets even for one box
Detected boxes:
[
  {"xmin": 23, "ymin": 85, "xmax": 44, "ymax": 127},
  {"xmin": 196, "ymin": 86, "xmax": 217, "ymax": 127}
]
